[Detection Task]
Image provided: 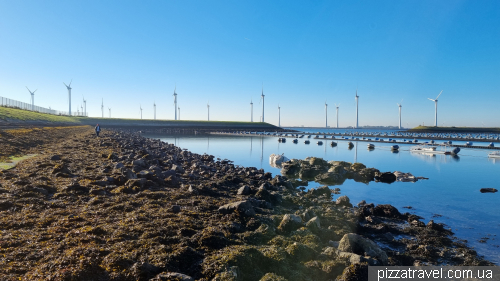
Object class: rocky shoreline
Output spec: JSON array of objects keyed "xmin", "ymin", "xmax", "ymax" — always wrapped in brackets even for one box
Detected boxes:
[{"xmin": 0, "ymin": 127, "xmax": 493, "ymax": 281}]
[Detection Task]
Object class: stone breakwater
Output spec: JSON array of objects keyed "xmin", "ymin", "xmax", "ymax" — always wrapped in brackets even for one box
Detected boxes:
[{"xmin": 0, "ymin": 128, "xmax": 493, "ymax": 281}]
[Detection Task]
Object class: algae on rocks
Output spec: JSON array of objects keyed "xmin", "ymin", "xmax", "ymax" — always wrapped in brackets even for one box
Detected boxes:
[{"xmin": 281, "ymin": 157, "xmax": 384, "ymax": 185}]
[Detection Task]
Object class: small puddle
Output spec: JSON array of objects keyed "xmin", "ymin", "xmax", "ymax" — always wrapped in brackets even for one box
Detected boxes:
[{"xmin": 0, "ymin": 154, "xmax": 37, "ymax": 170}]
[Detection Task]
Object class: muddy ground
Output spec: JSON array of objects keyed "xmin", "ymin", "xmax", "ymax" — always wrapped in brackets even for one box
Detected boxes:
[{"xmin": 0, "ymin": 127, "xmax": 493, "ymax": 281}]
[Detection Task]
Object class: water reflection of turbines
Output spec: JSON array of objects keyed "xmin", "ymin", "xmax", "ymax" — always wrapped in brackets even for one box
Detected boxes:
[
  {"xmin": 260, "ymin": 137, "xmax": 264, "ymax": 167},
  {"xmin": 324, "ymin": 138, "xmax": 327, "ymax": 156},
  {"xmin": 355, "ymin": 141, "xmax": 358, "ymax": 163},
  {"xmin": 250, "ymin": 137, "xmax": 253, "ymax": 156}
]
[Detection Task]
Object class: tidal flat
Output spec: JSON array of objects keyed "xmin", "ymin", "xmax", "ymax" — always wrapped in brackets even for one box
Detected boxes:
[{"xmin": 0, "ymin": 127, "xmax": 493, "ymax": 281}]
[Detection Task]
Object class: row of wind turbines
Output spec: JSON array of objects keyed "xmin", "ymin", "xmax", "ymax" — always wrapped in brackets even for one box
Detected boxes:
[
  {"xmin": 275, "ymin": 90, "xmax": 444, "ymax": 129},
  {"xmin": 26, "ymin": 80, "xmax": 87, "ymax": 116},
  {"xmin": 25, "ymin": 82, "xmax": 445, "ymax": 128}
]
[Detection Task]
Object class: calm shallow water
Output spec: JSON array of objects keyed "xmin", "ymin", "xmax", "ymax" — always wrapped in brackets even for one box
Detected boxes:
[{"xmin": 143, "ymin": 132, "xmax": 500, "ymax": 264}]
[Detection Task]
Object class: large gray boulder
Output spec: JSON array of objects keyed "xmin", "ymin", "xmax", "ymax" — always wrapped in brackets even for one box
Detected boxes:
[
  {"xmin": 314, "ymin": 172, "xmax": 346, "ymax": 185},
  {"xmin": 307, "ymin": 157, "xmax": 329, "ymax": 167},
  {"xmin": 218, "ymin": 200, "xmax": 255, "ymax": 217},
  {"xmin": 152, "ymin": 272, "xmax": 194, "ymax": 281},
  {"xmin": 278, "ymin": 214, "xmax": 303, "ymax": 232},
  {"xmin": 336, "ymin": 195, "xmax": 352, "ymax": 208},
  {"xmin": 132, "ymin": 159, "xmax": 147, "ymax": 167},
  {"xmin": 338, "ymin": 233, "xmax": 388, "ymax": 265},
  {"xmin": 306, "ymin": 216, "xmax": 321, "ymax": 232},
  {"xmin": 237, "ymin": 185, "xmax": 252, "ymax": 195}
]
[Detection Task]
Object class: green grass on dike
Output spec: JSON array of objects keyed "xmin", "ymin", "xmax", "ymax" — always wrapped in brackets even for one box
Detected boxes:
[
  {"xmin": 0, "ymin": 106, "xmax": 275, "ymax": 127},
  {"xmin": 0, "ymin": 106, "xmax": 79, "ymax": 123}
]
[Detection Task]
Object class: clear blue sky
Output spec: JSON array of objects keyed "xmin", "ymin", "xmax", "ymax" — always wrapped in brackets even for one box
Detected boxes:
[{"xmin": 1, "ymin": 0, "xmax": 499, "ymax": 127}]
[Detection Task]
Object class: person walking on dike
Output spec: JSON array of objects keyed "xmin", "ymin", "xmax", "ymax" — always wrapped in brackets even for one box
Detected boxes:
[{"xmin": 95, "ymin": 124, "xmax": 101, "ymax": 137}]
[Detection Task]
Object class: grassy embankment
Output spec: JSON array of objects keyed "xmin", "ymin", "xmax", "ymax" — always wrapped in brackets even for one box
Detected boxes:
[
  {"xmin": 0, "ymin": 106, "xmax": 278, "ymax": 129},
  {"xmin": 0, "ymin": 106, "xmax": 80, "ymax": 123}
]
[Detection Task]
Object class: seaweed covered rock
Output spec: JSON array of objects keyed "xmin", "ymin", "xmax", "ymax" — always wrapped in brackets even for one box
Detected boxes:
[
  {"xmin": 374, "ymin": 172, "xmax": 396, "ymax": 183},
  {"xmin": 314, "ymin": 172, "xmax": 347, "ymax": 185},
  {"xmin": 336, "ymin": 195, "xmax": 352, "ymax": 208},
  {"xmin": 152, "ymin": 272, "xmax": 195, "ymax": 281},
  {"xmin": 307, "ymin": 157, "xmax": 329, "ymax": 167},
  {"xmin": 280, "ymin": 160, "xmax": 301, "ymax": 177},
  {"xmin": 219, "ymin": 200, "xmax": 256, "ymax": 217},
  {"xmin": 372, "ymin": 204, "xmax": 403, "ymax": 219},
  {"xmin": 307, "ymin": 185, "xmax": 332, "ymax": 198},
  {"xmin": 338, "ymin": 233, "xmax": 388, "ymax": 265},
  {"xmin": 260, "ymin": 272, "xmax": 288, "ymax": 281},
  {"xmin": 278, "ymin": 214, "xmax": 303, "ymax": 233}
]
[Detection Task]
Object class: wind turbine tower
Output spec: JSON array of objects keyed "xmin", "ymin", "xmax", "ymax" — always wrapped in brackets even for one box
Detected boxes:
[
  {"xmin": 63, "ymin": 80, "xmax": 72, "ymax": 115},
  {"xmin": 140, "ymin": 105, "xmax": 143, "ymax": 119},
  {"xmin": 355, "ymin": 89, "xmax": 359, "ymax": 129},
  {"xmin": 108, "ymin": 107, "xmax": 111, "ymax": 118},
  {"xmin": 178, "ymin": 107, "xmax": 180, "ymax": 120},
  {"xmin": 397, "ymin": 100, "xmax": 403, "ymax": 129},
  {"xmin": 261, "ymin": 86, "xmax": 265, "ymax": 122},
  {"xmin": 173, "ymin": 87, "xmax": 178, "ymax": 120},
  {"xmin": 250, "ymin": 99, "xmax": 253, "ymax": 122},
  {"xmin": 428, "ymin": 90, "xmax": 443, "ymax": 127},
  {"xmin": 82, "ymin": 96, "xmax": 87, "ymax": 117},
  {"xmin": 26, "ymin": 87, "xmax": 37, "ymax": 111},
  {"xmin": 101, "ymin": 99, "xmax": 104, "ymax": 118},
  {"xmin": 335, "ymin": 103, "xmax": 340, "ymax": 128},
  {"xmin": 154, "ymin": 102, "xmax": 156, "ymax": 120},
  {"xmin": 81, "ymin": 104, "xmax": 83, "ymax": 116},
  {"xmin": 325, "ymin": 101, "xmax": 328, "ymax": 128},
  {"xmin": 207, "ymin": 102, "xmax": 210, "ymax": 121},
  {"xmin": 278, "ymin": 104, "xmax": 281, "ymax": 127}
]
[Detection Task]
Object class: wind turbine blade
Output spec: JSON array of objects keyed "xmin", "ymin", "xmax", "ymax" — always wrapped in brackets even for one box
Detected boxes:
[
  {"xmin": 428, "ymin": 98, "xmax": 435, "ymax": 101},
  {"xmin": 69, "ymin": 79, "xmax": 72, "ymax": 87},
  {"xmin": 33, "ymin": 89, "xmax": 37, "ymax": 94},
  {"xmin": 436, "ymin": 90, "xmax": 443, "ymax": 100}
]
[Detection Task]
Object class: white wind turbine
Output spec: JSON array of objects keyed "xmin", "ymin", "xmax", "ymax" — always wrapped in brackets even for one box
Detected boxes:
[
  {"xmin": 397, "ymin": 99, "xmax": 403, "ymax": 129},
  {"xmin": 325, "ymin": 101, "xmax": 328, "ymax": 128},
  {"xmin": 81, "ymin": 104, "xmax": 83, "ymax": 116},
  {"xmin": 26, "ymin": 87, "xmax": 37, "ymax": 111},
  {"xmin": 335, "ymin": 103, "xmax": 340, "ymax": 128},
  {"xmin": 82, "ymin": 96, "xmax": 87, "ymax": 116},
  {"xmin": 140, "ymin": 105, "xmax": 143, "ymax": 119},
  {"xmin": 207, "ymin": 102, "xmax": 210, "ymax": 121},
  {"xmin": 108, "ymin": 107, "xmax": 111, "ymax": 118},
  {"xmin": 63, "ymin": 80, "xmax": 72, "ymax": 115},
  {"xmin": 173, "ymin": 86, "xmax": 178, "ymax": 120},
  {"xmin": 101, "ymin": 98, "xmax": 104, "ymax": 118},
  {"xmin": 428, "ymin": 90, "xmax": 443, "ymax": 127},
  {"xmin": 154, "ymin": 102, "xmax": 156, "ymax": 120},
  {"xmin": 355, "ymin": 89, "xmax": 359, "ymax": 129},
  {"xmin": 260, "ymin": 85, "xmax": 265, "ymax": 122},
  {"xmin": 278, "ymin": 104, "xmax": 281, "ymax": 127},
  {"xmin": 250, "ymin": 99, "xmax": 253, "ymax": 122},
  {"xmin": 178, "ymin": 107, "xmax": 180, "ymax": 120}
]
